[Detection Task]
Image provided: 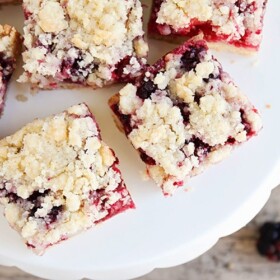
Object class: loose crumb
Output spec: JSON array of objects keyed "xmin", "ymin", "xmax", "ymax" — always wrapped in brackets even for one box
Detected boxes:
[
  {"xmin": 265, "ymin": 104, "xmax": 271, "ymax": 109},
  {"xmin": 140, "ymin": 170, "xmax": 150, "ymax": 181}
]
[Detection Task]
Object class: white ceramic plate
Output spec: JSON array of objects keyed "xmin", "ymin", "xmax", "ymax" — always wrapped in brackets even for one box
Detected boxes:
[{"xmin": 0, "ymin": 1, "xmax": 280, "ymax": 280}]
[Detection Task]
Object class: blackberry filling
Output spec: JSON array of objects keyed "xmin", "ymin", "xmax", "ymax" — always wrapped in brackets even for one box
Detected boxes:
[
  {"xmin": 203, "ymin": 72, "xmax": 221, "ymax": 83},
  {"xmin": 188, "ymin": 137, "xmax": 211, "ymax": 158},
  {"xmin": 7, "ymin": 192, "xmax": 21, "ymax": 203},
  {"xmin": 181, "ymin": 45, "xmax": 206, "ymax": 71},
  {"xmin": 89, "ymin": 188, "xmax": 106, "ymax": 207},
  {"xmin": 28, "ymin": 190, "xmax": 50, "ymax": 217},
  {"xmin": 226, "ymin": 137, "xmax": 236, "ymax": 145},
  {"xmin": 194, "ymin": 92, "xmax": 202, "ymax": 105},
  {"xmin": 47, "ymin": 205, "xmax": 63, "ymax": 224},
  {"xmin": 0, "ymin": 186, "xmax": 22, "ymax": 203},
  {"xmin": 240, "ymin": 109, "xmax": 253, "ymax": 136},
  {"xmin": 0, "ymin": 52, "xmax": 14, "ymax": 82},
  {"xmin": 136, "ymin": 80, "xmax": 157, "ymax": 99},
  {"xmin": 113, "ymin": 56, "xmax": 132, "ymax": 81},
  {"xmin": 177, "ymin": 103, "xmax": 190, "ymax": 123},
  {"xmin": 139, "ymin": 149, "xmax": 156, "ymax": 165},
  {"xmin": 111, "ymin": 104, "xmax": 133, "ymax": 135}
]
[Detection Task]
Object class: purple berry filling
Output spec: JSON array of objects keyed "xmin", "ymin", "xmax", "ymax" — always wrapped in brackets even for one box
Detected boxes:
[
  {"xmin": 180, "ymin": 45, "xmax": 207, "ymax": 71},
  {"xmin": 0, "ymin": 52, "xmax": 14, "ymax": 83},
  {"xmin": 136, "ymin": 80, "xmax": 157, "ymax": 99},
  {"xmin": 112, "ymin": 103, "xmax": 133, "ymax": 135},
  {"xmin": 47, "ymin": 205, "xmax": 63, "ymax": 224},
  {"xmin": 139, "ymin": 149, "xmax": 156, "ymax": 165},
  {"xmin": 176, "ymin": 103, "xmax": 190, "ymax": 123}
]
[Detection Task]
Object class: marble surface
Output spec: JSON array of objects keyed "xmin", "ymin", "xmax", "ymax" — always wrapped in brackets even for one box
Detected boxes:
[{"xmin": 0, "ymin": 186, "xmax": 279, "ymax": 280}]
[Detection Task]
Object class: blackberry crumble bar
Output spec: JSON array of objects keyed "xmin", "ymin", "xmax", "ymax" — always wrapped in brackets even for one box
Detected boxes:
[
  {"xmin": 109, "ymin": 38, "xmax": 262, "ymax": 195},
  {"xmin": 19, "ymin": 0, "xmax": 148, "ymax": 89},
  {"xmin": 149, "ymin": 0, "xmax": 268, "ymax": 53},
  {"xmin": 0, "ymin": 25, "xmax": 21, "ymax": 113},
  {"xmin": 0, "ymin": 103, "xmax": 135, "ymax": 255}
]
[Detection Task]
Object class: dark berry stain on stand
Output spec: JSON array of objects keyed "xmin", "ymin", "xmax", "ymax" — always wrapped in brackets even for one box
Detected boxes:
[
  {"xmin": 181, "ymin": 45, "xmax": 206, "ymax": 72},
  {"xmin": 136, "ymin": 80, "xmax": 157, "ymax": 99},
  {"xmin": 257, "ymin": 222, "xmax": 280, "ymax": 261}
]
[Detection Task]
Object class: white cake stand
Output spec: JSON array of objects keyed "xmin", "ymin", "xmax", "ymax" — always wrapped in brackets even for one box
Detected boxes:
[{"xmin": 0, "ymin": 1, "xmax": 279, "ymax": 279}]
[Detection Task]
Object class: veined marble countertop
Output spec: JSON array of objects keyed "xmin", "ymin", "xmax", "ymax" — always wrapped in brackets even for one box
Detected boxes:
[{"xmin": 1, "ymin": 186, "xmax": 280, "ymax": 280}]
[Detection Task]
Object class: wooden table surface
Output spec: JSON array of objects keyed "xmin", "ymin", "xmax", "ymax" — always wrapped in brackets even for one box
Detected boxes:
[{"xmin": 1, "ymin": 186, "xmax": 280, "ymax": 280}]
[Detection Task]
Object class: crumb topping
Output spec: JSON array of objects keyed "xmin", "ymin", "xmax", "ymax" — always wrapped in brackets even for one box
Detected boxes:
[
  {"xmin": 38, "ymin": 1, "xmax": 68, "ymax": 33},
  {"xmin": 0, "ymin": 104, "xmax": 133, "ymax": 254},
  {"xmin": 157, "ymin": 0, "xmax": 212, "ymax": 27}
]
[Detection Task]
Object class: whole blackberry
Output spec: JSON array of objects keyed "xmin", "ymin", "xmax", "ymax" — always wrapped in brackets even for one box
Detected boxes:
[
  {"xmin": 136, "ymin": 80, "xmax": 157, "ymax": 100},
  {"xmin": 257, "ymin": 222, "xmax": 280, "ymax": 261}
]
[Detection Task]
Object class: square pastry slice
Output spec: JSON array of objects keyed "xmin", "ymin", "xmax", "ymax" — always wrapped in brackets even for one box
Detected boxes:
[
  {"xmin": 0, "ymin": 25, "xmax": 21, "ymax": 113},
  {"xmin": 109, "ymin": 38, "xmax": 262, "ymax": 195},
  {"xmin": 149, "ymin": 0, "xmax": 268, "ymax": 53},
  {"xmin": 18, "ymin": 0, "xmax": 148, "ymax": 89},
  {"xmin": 0, "ymin": 104, "xmax": 135, "ymax": 255}
]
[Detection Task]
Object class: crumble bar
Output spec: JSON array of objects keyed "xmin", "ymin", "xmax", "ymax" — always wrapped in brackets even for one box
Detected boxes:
[
  {"xmin": 0, "ymin": 103, "xmax": 135, "ymax": 255},
  {"xmin": 0, "ymin": 25, "xmax": 21, "ymax": 114},
  {"xmin": 149, "ymin": 0, "xmax": 268, "ymax": 53},
  {"xmin": 109, "ymin": 38, "xmax": 262, "ymax": 195},
  {"xmin": 19, "ymin": 0, "xmax": 148, "ymax": 89}
]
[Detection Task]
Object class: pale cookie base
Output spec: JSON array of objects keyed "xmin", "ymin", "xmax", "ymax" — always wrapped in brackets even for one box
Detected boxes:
[
  {"xmin": 150, "ymin": 33, "xmax": 257, "ymax": 55},
  {"xmin": 207, "ymin": 42, "xmax": 257, "ymax": 56}
]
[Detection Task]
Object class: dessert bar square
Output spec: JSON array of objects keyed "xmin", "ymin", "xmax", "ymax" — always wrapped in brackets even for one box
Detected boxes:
[
  {"xmin": 0, "ymin": 103, "xmax": 135, "ymax": 255},
  {"xmin": 0, "ymin": 25, "xmax": 21, "ymax": 114},
  {"xmin": 149, "ymin": 0, "xmax": 268, "ymax": 53},
  {"xmin": 19, "ymin": 0, "xmax": 148, "ymax": 89},
  {"xmin": 109, "ymin": 37, "xmax": 262, "ymax": 195}
]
